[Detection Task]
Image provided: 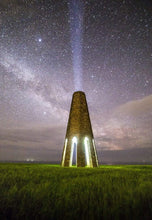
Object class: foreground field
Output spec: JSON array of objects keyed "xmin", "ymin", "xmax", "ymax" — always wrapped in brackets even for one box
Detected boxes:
[{"xmin": 0, "ymin": 164, "xmax": 152, "ymax": 220}]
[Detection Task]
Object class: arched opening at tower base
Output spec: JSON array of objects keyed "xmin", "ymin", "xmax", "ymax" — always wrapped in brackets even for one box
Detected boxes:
[
  {"xmin": 70, "ymin": 137, "xmax": 77, "ymax": 167},
  {"xmin": 84, "ymin": 137, "xmax": 93, "ymax": 167}
]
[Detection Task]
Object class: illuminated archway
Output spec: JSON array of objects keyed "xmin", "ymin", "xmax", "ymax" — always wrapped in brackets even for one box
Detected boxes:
[
  {"xmin": 61, "ymin": 138, "xmax": 68, "ymax": 167},
  {"xmin": 70, "ymin": 137, "xmax": 77, "ymax": 167},
  {"xmin": 84, "ymin": 137, "xmax": 93, "ymax": 167}
]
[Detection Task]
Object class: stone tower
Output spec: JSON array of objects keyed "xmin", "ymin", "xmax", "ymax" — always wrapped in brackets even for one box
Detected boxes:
[{"xmin": 61, "ymin": 91, "xmax": 98, "ymax": 167}]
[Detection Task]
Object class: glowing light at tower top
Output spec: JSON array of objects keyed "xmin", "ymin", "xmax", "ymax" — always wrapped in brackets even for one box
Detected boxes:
[{"xmin": 69, "ymin": 0, "xmax": 84, "ymax": 91}]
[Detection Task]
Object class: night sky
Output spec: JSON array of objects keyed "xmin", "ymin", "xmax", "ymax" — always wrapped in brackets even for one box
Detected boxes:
[{"xmin": 0, "ymin": 0, "xmax": 152, "ymax": 163}]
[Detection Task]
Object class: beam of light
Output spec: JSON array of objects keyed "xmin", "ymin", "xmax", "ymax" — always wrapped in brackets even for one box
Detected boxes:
[
  {"xmin": 69, "ymin": 0, "xmax": 83, "ymax": 91},
  {"xmin": 70, "ymin": 136, "xmax": 77, "ymax": 166}
]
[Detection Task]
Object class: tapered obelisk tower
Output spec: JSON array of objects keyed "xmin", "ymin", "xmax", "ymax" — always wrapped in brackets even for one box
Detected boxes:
[{"xmin": 61, "ymin": 91, "xmax": 98, "ymax": 167}]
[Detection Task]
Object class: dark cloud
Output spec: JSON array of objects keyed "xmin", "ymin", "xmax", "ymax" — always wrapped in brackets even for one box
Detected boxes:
[
  {"xmin": 0, "ymin": 144, "xmax": 61, "ymax": 162},
  {"xmin": 98, "ymin": 147, "xmax": 152, "ymax": 164},
  {"xmin": 0, "ymin": 126, "xmax": 65, "ymax": 149}
]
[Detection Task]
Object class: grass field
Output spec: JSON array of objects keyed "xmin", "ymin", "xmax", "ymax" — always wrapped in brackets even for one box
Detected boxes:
[{"xmin": 0, "ymin": 164, "xmax": 152, "ymax": 220}]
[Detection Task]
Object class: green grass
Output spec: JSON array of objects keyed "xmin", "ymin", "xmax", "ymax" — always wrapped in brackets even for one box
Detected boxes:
[{"xmin": 0, "ymin": 164, "xmax": 152, "ymax": 220}]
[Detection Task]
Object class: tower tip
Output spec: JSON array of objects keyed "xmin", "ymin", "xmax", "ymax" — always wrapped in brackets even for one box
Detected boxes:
[{"xmin": 73, "ymin": 91, "xmax": 85, "ymax": 95}]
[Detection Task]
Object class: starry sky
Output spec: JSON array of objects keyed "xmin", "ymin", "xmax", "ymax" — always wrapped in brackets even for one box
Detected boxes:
[{"xmin": 0, "ymin": 0, "xmax": 152, "ymax": 163}]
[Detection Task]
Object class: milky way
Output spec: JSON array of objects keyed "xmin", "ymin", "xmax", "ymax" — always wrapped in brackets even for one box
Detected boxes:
[{"xmin": 0, "ymin": 0, "xmax": 152, "ymax": 163}]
